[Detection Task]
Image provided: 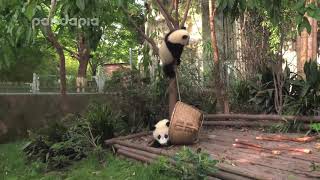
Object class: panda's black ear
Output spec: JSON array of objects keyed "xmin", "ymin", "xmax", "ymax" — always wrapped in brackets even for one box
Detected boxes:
[{"xmin": 166, "ymin": 121, "xmax": 170, "ymax": 127}]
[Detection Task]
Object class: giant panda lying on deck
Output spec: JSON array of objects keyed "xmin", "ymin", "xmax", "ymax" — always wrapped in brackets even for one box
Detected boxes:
[{"xmin": 150, "ymin": 119, "xmax": 171, "ymax": 148}]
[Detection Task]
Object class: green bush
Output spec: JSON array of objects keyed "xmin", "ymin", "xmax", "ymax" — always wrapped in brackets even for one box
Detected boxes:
[
  {"xmin": 229, "ymin": 79, "xmax": 260, "ymax": 113},
  {"xmin": 155, "ymin": 147, "xmax": 218, "ymax": 180},
  {"xmin": 85, "ymin": 102, "xmax": 127, "ymax": 143},
  {"xmin": 23, "ymin": 102, "xmax": 126, "ymax": 170},
  {"xmin": 283, "ymin": 61, "xmax": 320, "ymax": 116},
  {"xmin": 23, "ymin": 118, "xmax": 90, "ymax": 170},
  {"xmin": 105, "ymin": 70, "xmax": 168, "ymax": 130}
]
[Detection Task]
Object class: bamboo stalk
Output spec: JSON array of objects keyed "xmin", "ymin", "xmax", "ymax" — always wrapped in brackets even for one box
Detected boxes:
[
  {"xmin": 204, "ymin": 114, "xmax": 320, "ymax": 122},
  {"xmin": 234, "ymin": 139, "xmax": 281, "ymax": 155},
  {"xmin": 256, "ymin": 135, "xmax": 318, "ymax": 143},
  {"xmin": 235, "ymin": 139, "xmax": 311, "ymax": 154}
]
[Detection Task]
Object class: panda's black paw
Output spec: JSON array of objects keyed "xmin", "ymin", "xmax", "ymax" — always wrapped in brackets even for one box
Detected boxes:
[
  {"xmin": 177, "ymin": 59, "xmax": 181, "ymax": 65},
  {"xmin": 150, "ymin": 140, "xmax": 162, "ymax": 148},
  {"xmin": 163, "ymin": 64, "xmax": 176, "ymax": 78}
]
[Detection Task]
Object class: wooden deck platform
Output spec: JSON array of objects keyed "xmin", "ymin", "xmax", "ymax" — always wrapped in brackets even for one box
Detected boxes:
[{"xmin": 107, "ymin": 128, "xmax": 320, "ymax": 180}]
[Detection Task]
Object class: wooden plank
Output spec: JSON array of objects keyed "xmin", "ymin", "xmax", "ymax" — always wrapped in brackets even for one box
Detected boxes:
[
  {"xmin": 201, "ymin": 129, "xmax": 320, "ymax": 163},
  {"xmin": 201, "ymin": 141, "xmax": 320, "ymax": 179},
  {"xmin": 204, "ymin": 113, "xmax": 320, "ymax": 122},
  {"xmin": 112, "ymin": 128, "xmax": 320, "ymax": 179},
  {"xmin": 115, "ymin": 142, "xmax": 253, "ymax": 180},
  {"xmin": 114, "ymin": 139, "xmax": 270, "ymax": 180}
]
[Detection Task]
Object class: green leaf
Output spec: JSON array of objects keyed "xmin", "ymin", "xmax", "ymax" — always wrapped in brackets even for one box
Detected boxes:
[
  {"xmin": 295, "ymin": 15, "xmax": 303, "ymax": 25},
  {"xmin": 294, "ymin": 0, "xmax": 305, "ymax": 10},
  {"xmin": 307, "ymin": 9, "xmax": 320, "ymax": 21},
  {"xmin": 239, "ymin": 0, "xmax": 246, "ymax": 11},
  {"xmin": 246, "ymin": 0, "xmax": 256, "ymax": 9},
  {"xmin": 76, "ymin": 0, "xmax": 85, "ymax": 11},
  {"xmin": 26, "ymin": 26, "xmax": 32, "ymax": 44},
  {"xmin": 298, "ymin": 17, "xmax": 311, "ymax": 34},
  {"xmin": 306, "ymin": 2, "xmax": 317, "ymax": 10},
  {"xmin": 300, "ymin": 84, "xmax": 310, "ymax": 98},
  {"xmin": 219, "ymin": 0, "xmax": 228, "ymax": 10},
  {"xmin": 227, "ymin": 0, "xmax": 235, "ymax": 9},
  {"xmin": 24, "ymin": 1, "xmax": 37, "ymax": 21}
]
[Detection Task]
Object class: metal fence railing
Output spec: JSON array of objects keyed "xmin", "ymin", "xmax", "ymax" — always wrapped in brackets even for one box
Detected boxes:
[{"xmin": 0, "ymin": 73, "xmax": 99, "ymax": 94}]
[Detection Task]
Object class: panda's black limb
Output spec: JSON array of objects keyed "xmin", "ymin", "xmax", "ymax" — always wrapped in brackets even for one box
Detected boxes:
[
  {"xmin": 177, "ymin": 59, "xmax": 181, "ymax": 65},
  {"xmin": 163, "ymin": 61, "xmax": 177, "ymax": 78},
  {"xmin": 150, "ymin": 140, "xmax": 162, "ymax": 148},
  {"xmin": 150, "ymin": 140, "xmax": 171, "ymax": 148}
]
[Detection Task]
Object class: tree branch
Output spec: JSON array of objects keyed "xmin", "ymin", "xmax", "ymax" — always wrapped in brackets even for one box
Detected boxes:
[
  {"xmin": 174, "ymin": 0, "xmax": 179, "ymax": 24},
  {"xmin": 180, "ymin": 0, "xmax": 192, "ymax": 28},
  {"xmin": 48, "ymin": 0, "xmax": 57, "ymax": 21},
  {"xmin": 41, "ymin": 0, "xmax": 67, "ymax": 96},
  {"xmin": 154, "ymin": 0, "xmax": 177, "ymax": 30},
  {"xmin": 63, "ymin": 46, "xmax": 79, "ymax": 59},
  {"xmin": 122, "ymin": 7, "xmax": 159, "ymax": 55},
  {"xmin": 169, "ymin": 0, "xmax": 174, "ymax": 15}
]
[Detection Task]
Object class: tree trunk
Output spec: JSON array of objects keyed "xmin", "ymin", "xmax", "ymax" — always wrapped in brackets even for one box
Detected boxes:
[
  {"xmin": 57, "ymin": 47, "xmax": 67, "ymax": 95},
  {"xmin": 312, "ymin": 18, "xmax": 318, "ymax": 59},
  {"xmin": 201, "ymin": 0, "xmax": 210, "ymax": 69},
  {"xmin": 296, "ymin": 34, "xmax": 301, "ymax": 74},
  {"xmin": 298, "ymin": 0, "xmax": 317, "ymax": 78},
  {"xmin": 209, "ymin": 0, "xmax": 230, "ymax": 113},
  {"xmin": 44, "ymin": 27, "xmax": 67, "ymax": 96},
  {"xmin": 76, "ymin": 32, "xmax": 90, "ymax": 93},
  {"xmin": 299, "ymin": 29, "xmax": 308, "ymax": 77},
  {"xmin": 307, "ymin": 17, "xmax": 313, "ymax": 60}
]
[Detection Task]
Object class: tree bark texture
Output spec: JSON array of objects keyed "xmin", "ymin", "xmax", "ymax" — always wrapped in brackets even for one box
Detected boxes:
[
  {"xmin": 76, "ymin": 32, "xmax": 90, "ymax": 92},
  {"xmin": 297, "ymin": 0, "xmax": 318, "ymax": 78},
  {"xmin": 209, "ymin": 0, "xmax": 229, "ymax": 113}
]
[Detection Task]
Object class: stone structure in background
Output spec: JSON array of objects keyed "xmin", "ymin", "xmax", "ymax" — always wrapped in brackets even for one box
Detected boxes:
[
  {"xmin": 31, "ymin": 73, "xmax": 40, "ymax": 93},
  {"xmin": 76, "ymin": 77, "xmax": 87, "ymax": 93},
  {"xmin": 103, "ymin": 63, "xmax": 130, "ymax": 76},
  {"xmin": 94, "ymin": 66, "xmax": 107, "ymax": 93}
]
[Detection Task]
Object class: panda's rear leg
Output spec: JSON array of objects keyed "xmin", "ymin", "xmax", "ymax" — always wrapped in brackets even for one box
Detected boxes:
[
  {"xmin": 163, "ymin": 63, "xmax": 176, "ymax": 78},
  {"xmin": 177, "ymin": 59, "xmax": 181, "ymax": 65}
]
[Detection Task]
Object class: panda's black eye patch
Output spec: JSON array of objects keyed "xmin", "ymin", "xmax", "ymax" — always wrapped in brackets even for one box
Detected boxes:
[
  {"xmin": 165, "ymin": 134, "xmax": 168, "ymax": 139},
  {"xmin": 158, "ymin": 135, "xmax": 161, "ymax": 139},
  {"xmin": 182, "ymin": 35, "xmax": 188, "ymax": 39}
]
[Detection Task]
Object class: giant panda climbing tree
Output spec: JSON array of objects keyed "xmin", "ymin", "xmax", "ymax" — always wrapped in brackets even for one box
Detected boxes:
[{"xmin": 122, "ymin": 0, "xmax": 192, "ymax": 117}]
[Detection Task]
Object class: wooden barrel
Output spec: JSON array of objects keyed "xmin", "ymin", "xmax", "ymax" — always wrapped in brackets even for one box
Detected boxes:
[{"xmin": 169, "ymin": 101, "xmax": 203, "ymax": 145}]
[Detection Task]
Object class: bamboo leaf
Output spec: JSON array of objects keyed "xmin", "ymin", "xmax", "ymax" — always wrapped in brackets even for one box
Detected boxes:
[{"xmin": 76, "ymin": 0, "xmax": 85, "ymax": 11}]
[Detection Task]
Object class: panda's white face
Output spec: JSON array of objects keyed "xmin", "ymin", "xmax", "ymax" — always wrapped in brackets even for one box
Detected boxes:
[
  {"xmin": 153, "ymin": 119, "xmax": 170, "ymax": 145},
  {"xmin": 167, "ymin": 29, "xmax": 190, "ymax": 45}
]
